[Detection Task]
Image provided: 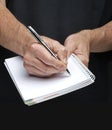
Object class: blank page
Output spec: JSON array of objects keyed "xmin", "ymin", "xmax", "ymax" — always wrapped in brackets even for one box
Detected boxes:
[{"xmin": 4, "ymin": 55, "xmax": 95, "ymax": 104}]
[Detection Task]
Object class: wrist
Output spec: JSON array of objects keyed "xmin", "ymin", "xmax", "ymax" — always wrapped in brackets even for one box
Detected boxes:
[{"xmin": 16, "ymin": 24, "xmax": 37, "ymax": 56}]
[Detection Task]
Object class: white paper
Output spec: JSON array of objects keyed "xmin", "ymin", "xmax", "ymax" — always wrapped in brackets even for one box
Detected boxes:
[{"xmin": 4, "ymin": 54, "xmax": 95, "ymax": 106}]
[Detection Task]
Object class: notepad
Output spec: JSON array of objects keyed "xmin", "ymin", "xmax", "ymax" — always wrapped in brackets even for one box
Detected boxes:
[{"xmin": 4, "ymin": 54, "xmax": 95, "ymax": 106}]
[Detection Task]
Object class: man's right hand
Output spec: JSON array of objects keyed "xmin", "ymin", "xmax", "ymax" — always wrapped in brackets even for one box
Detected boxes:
[{"xmin": 23, "ymin": 36, "xmax": 68, "ymax": 77}]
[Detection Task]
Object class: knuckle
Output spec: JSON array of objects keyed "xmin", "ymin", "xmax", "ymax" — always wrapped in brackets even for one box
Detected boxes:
[{"xmin": 30, "ymin": 43, "xmax": 37, "ymax": 51}]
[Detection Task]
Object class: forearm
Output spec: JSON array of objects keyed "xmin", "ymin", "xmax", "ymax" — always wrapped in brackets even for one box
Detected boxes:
[
  {"xmin": 0, "ymin": 0, "xmax": 5, "ymax": 5},
  {"xmin": 0, "ymin": 2, "xmax": 36, "ymax": 56},
  {"xmin": 90, "ymin": 21, "xmax": 112, "ymax": 52}
]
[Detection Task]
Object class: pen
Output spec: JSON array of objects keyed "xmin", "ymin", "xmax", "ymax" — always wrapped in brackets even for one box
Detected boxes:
[{"xmin": 27, "ymin": 26, "xmax": 71, "ymax": 75}]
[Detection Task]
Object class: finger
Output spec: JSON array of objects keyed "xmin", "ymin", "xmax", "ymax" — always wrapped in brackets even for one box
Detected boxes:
[
  {"xmin": 31, "ymin": 43, "xmax": 67, "ymax": 71},
  {"xmin": 49, "ymin": 42, "xmax": 68, "ymax": 65},
  {"xmin": 74, "ymin": 50, "xmax": 89, "ymax": 67},
  {"xmin": 23, "ymin": 54, "xmax": 66, "ymax": 77},
  {"xmin": 41, "ymin": 36, "xmax": 68, "ymax": 65},
  {"xmin": 55, "ymin": 45, "xmax": 68, "ymax": 65},
  {"xmin": 24, "ymin": 55, "xmax": 58, "ymax": 74},
  {"xmin": 64, "ymin": 38, "xmax": 77, "ymax": 58}
]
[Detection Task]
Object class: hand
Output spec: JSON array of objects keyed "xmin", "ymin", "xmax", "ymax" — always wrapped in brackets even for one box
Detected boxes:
[
  {"xmin": 23, "ymin": 36, "xmax": 68, "ymax": 77},
  {"xmin": 64, "ymin": 30, "xmax": 91, "ymax": 67}
]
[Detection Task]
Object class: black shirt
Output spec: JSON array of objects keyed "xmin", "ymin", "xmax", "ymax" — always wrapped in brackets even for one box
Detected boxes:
[{"xmin": 0, "ymin": 0, "xmax": 112, "ymax": 103}]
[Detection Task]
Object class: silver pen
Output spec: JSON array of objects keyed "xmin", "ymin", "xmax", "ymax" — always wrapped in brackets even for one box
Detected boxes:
[{"xmin": 27, "ymin": 26, "xmax": 71, "ymax": 75}]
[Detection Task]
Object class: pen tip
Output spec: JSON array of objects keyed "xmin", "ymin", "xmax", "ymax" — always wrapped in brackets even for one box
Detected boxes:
[{"xmin": 66, "ymin": 69, "xmax": 71, "ymax": 76}]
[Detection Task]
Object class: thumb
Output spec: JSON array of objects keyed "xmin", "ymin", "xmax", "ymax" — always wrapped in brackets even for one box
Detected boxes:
[{"xmin": 74, "ymin": 50, "xmax": 89, "ymax": 67}]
